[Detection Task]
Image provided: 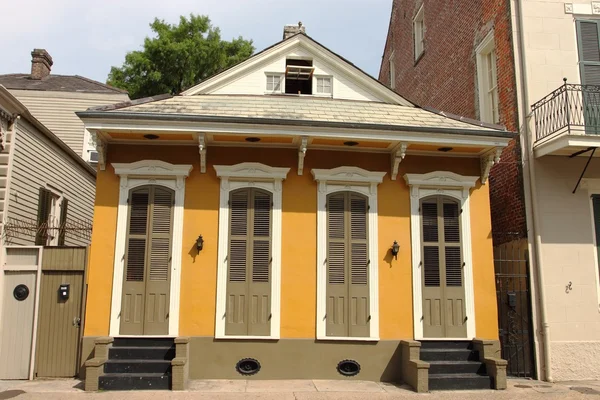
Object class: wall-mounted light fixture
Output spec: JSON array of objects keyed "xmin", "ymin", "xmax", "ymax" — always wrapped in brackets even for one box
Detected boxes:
[
  {"xmin": 196, "ymin": 235, "xmax": 204, "ymax": 252},
  {"xmin": 391, "ymin": 240, "xmax": 400, "ymax": 259}
]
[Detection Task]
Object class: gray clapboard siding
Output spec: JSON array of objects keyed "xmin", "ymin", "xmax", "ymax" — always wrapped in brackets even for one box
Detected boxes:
[
  {"xmin": 6, "ymin": 118, "xmax": 95, "ymax": 246},
  {"xmin": 0, "ymin": 116, "xmax": 14, "ymax": 233},
  {"xmin": 11, "ymin": 91, "xmax": 128, "ymax": 157}
]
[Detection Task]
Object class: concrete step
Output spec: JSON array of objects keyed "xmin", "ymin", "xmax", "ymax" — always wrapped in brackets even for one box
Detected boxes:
[
  {"xmin": 104, "ymin": 359, "xmax": 172, "ymax": 374},
  {"xmin": 98, "ymin": 373, "xmax": 170, "ymax": 391},
  {"xmin": 112, "ymin": 338, "xmax": 175, "ymax": 348},
  {"xmin": 108, "ymin": 346, "xmax": 175, "ymax": 361},
  {"xmin": 420, "ymin": 348, "xmax": 479, "ymax": 362},
  {"xmin": 428, "ymin": 360, "xmax": 486, "ymax": 375},
  {"xmin": 429, "ymin": 373, "xmax": 492, "ymax": 391},
  {"xmin": 420, "ymin": 340, "xmax": 473, "ymax": 350}
]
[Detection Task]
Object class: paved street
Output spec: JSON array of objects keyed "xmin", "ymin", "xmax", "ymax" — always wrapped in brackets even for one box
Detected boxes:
[{"xmin": 1, "ymin": 379, "xmax": 600, "ymax": 399}]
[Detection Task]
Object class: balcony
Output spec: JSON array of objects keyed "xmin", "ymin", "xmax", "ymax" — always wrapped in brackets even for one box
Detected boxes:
[{"xmin": 532, "ymin": 80, "xmax": 600, "ymax": 157}]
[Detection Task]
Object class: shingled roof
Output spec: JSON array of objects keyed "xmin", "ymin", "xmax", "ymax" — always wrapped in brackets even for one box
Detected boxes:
[{"xmin": 0, "ymin": 74, "xmax": 127, "ymax": 94}]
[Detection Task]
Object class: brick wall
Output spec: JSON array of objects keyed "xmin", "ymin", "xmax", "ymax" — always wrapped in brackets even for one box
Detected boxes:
[{"xmin": 379, "ymin": 0, "xmax": 526, "ymax": 245}]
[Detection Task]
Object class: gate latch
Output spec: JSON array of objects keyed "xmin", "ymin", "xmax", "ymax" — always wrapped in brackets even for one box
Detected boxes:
[{"xmin": 508, "ymin": 292, "xmax": 517, "ymax": 308}]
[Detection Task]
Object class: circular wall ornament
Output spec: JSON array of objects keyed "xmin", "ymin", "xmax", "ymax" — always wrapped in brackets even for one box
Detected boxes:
[
  {"xmin": 235, "ymin": 358, "xmax": 261, "ymax": 376},
  {"xmin": 13, "ymin": 284, "xmax": 29, "ymax": 301},
  {"xmin": 337, "ymin": 359, "xmax": 361, "ymax": 377}
]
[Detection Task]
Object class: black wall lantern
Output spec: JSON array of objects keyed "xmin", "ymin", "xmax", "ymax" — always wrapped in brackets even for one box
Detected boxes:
[
  {"xmin": 196, "ymin": 235, "xmax": 204, "ymax": 252},
  {"xmin": 391, "ymin": 240, "xmax": 400, "ymax": 259}
]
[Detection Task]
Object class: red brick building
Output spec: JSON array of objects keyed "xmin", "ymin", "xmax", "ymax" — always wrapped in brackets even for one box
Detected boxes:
[{"xmin": 379, "ymin": 0, "xmax": 525, "ymax": 245}]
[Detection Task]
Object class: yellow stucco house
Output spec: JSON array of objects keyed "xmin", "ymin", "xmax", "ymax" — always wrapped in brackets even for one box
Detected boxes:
[{"xmin": 77, "ymin": 25, "xmax": 511, "ymax": 392}]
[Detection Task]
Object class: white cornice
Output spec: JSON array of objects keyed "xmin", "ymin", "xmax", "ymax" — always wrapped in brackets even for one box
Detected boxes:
[
  {"xmin": 312, "ymin": 166, "xmax": 386, "ymax": 184},
  {"xmin": 214, "ymin": 162, "xmax": 290, "ymax": 180},
  {"xmin": 112, "ymin": 160, "xmax": 193, "ymax": 177},
  {"xmin": 403, "ymin": 171, "xmax": 479, "ymax": 189}
]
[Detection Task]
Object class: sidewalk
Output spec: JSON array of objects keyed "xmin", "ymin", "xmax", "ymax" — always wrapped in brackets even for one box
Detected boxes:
[{"xmin": 1, "ymin": 378, "xmax": 600, "ymax": 399}]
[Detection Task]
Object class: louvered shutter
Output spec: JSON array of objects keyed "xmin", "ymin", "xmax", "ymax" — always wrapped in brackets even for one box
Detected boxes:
[
  {"xmin": 35, "ymin": 188, "xmax": 52, "ymax": 245},
  {"xmin": 577, "ymin": 20, "xmax": 600, "ymax": 132},
  {"xmin": 349, "ymin": 194, "xmax": 369, "ymax": 338},
  {"xmin": 120, "ymin": 188, "xmax": 150, "ymax": 335},
  {"xmin": 422, "ymin": 202, "xmax": 440, "ymax": 287},
  {"xmin": 225, "ymin": 188, "xmax": 272, "ymax": 336},
  {"xmin": 326, "ymin": 193, "xmax": 347, "ymax": 337},
  {"xmin": 248, "ymin": 190, "xmax": 272, "ymax": 336},
  {"xmin": 58, "ymin": 199, "xmax": 69, "ymax": 246},
  {"xmin": 326, "ymin": 192, "xmax": 370, "ymax": 338},
  {"xmin": 143, "ymin": 187, "xmax": 174, "ymax": 334}
]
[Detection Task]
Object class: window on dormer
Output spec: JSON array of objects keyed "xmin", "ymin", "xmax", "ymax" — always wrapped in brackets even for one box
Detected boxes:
[
  {"xmin": 285, "ymin": 59, "xmax": 314, "ymax": 95},
  {"xmin": 316, "ymin": 77, "xmax": 332, "ymax": 95},
  {"xmin": 266, "ymin": 74, "xmax": 282, "ymax": 92}
]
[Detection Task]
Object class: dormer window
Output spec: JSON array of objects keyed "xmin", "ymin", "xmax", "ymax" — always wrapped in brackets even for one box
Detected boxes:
[
  {"xmin": 316, "ymin": 77, "xmax": 332, "ymax": 95},
  {"xmin": 266, "ymin": 74, "xmax": 283, "ymax": 92},
  {"xmin": 285, "ymin": 59, "xmax": 315, "ymax": 95}
]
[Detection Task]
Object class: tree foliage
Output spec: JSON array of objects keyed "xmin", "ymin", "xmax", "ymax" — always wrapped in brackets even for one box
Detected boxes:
[{"xmin": 107, "ymin": 14, "xmax": 254, "ymax": 99}]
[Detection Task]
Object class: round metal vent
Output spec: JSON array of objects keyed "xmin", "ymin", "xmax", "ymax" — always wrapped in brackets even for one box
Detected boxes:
[
  {"xmin": 13, "ymin": 284, "xmax": 29, "ymax": 301},
  {"xmin": 337, "ymin": 359, "xmax": 361, "ymax": 377},
  {"xmin": 236, "ymin": 358, "xmax": 261, "ymax": 376}
]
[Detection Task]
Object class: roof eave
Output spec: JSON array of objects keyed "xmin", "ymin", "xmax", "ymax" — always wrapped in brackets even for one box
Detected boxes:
[{"xmin": 76, "ymin": 110, "xmax": 515, "ymax": 140}]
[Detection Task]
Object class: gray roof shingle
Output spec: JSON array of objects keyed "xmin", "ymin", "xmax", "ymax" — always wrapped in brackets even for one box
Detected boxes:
[
  {"xmin": 0, "ymin": 74, "xmax": 127, "ymax": 94},
  {"xmin": 107, "ymin": 94, "xmax": 507, "ymax": 134}
]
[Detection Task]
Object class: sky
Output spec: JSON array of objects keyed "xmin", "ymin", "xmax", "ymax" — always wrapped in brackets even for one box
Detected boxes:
[{"xmin": 0, "ymin": 0, "xmax": 392, "ymax": 84}]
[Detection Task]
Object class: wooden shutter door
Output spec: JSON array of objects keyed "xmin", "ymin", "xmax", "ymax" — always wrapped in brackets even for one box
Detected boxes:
[
  {"xmin": 442, "ymin": 199, "xmax": 467, "ymax": 338},
  {"xmin": 143, "ymin": 187, "xmax": 174, "ymax": 335},
  {"xmin": 326, "ymin": 192, "xmax": 370, "ymax": 338},
  {"xmin": 577, "ymin": 20, "xmax": 600, "ymax": 133},
  {"xmin": 248, "ymin": 190, "xmax": 272, "ymax": 336},
  {"xmin": 348, "ymin": 194, "xmax": 369, "ymax": 338},
  {"xmin": 120, "ymin": 188, "xmax": 150, "ymax": 335},
  {"xmin": 592, "ymin": 196, "xmax": 600, "ymax": 277},
  {"xmin": 326, "ymin": 193, "xmax": 347, "ymax": 337},
  {"xmin": 421, "ymin": 199, "xmax": 443, "ymax": 338},
  {"xmin": 225, "ymin": 188, "xmax": 272, "ymax": 336},
  {"xmin": 35, "ymin": 188, "xmax": 52, "ymax": 245}
]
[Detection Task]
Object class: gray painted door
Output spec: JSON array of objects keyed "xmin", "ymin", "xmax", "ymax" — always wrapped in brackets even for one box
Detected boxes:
[
  {"xmin": 225, "ymin": 188, "xmax": 272, "ymax": 336},
  {"xmin": 120, "ymin": 186, "xmax": 174, "ymax": 335},
  {"xmin": 0, "ymin": 271, "xmax": 36, "ymax": 379},
  {"xmin": 421, "ymin": 196, "xmax": 467, "ymax": 338},
  {"xmin": 326, "ymin": 192, "xmax": 370, "ymax": 338}
]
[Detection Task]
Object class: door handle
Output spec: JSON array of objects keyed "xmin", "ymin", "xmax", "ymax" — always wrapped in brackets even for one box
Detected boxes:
[{"xmin": 73, "ymin": 317, "xmax": 81, "ymax": 327}]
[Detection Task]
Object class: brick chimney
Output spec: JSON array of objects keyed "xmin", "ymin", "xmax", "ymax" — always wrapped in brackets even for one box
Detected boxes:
[
  {"xmin": 283, "ymin": 22, "xmax": 306, "ymax": 40},
  {"xmin": 30, "ymin": 49, "xmax": 53, "ymax": 80}
]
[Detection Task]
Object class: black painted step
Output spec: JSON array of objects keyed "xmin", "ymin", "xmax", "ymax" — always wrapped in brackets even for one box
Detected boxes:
[
  {"xmin": 104, "ymin": 359, "xmax": 172, "ymax": 374},
  {"xmin": 420, "ymin": 341, "xmax": 473, "ymax": 350},
  {"xmin": 429, "ymin": 373, "xmax": 492, "ymax": 391},
  {"xmin": 112, "ymin": 338, "xmax": 175, "ymax": 348},
  {"xmin": 109, "ymin": 346, "xmax": 175, "ymax": 360},
  {"xmin": 99, "ymin": 373, "xmax": 170, "ymax": 391},
  {"xmin": 428, "ymin": 361, "xmax": 486, "ymax": 375},
  {"xmin": 420, "ymin": 348, "xmax": 479, "ymax": 362}
]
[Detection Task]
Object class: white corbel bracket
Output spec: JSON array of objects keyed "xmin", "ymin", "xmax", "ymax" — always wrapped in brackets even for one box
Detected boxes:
[
  {"xmin": 480, "ymin": 147, "xmax": 502, "ymax": 184},
  {"xmin": 198, "ymin": 133, "xmax": 206, "ymax": 173},
  {"xmin": 96, "ymin": 133, "xmax": 108, "ymax": 171},
  {"xmin": 391, "ymin": 143, "xmax": 408, "ymax": 180},
  {"xmin": 298, "ymin": 136, "xmax": 308, "ymax": 175}
]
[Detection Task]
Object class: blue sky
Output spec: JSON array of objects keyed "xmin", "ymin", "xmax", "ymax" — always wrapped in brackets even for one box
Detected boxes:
[{"xmin": 1, "ymin": 0, "xmax": 392, "ymax": 83}]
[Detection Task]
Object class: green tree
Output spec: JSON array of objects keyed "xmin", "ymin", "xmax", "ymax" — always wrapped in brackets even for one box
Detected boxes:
[{"xmin": 107, "ymin": 14, "xmax": 254, "ymax": 99}]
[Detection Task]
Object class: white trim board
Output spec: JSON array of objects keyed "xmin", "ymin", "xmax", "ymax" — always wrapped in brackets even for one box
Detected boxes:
[
  {"xmin": 312, "ymin": 166, "xmax": 386, "ymax": 340},
  {"xmin": 109, "ymin": 160, "xmax": 192, "ymax": 337},
  {"xmin": 214, "ymin": 162, "xmax": 290, "ymax": 340},
  {"xmin": 404, "ymin": 171, "xmax": 478, "ymax": 340}
]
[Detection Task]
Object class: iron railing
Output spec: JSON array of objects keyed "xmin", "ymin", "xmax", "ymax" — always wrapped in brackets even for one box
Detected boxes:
[{"xmin": 531, "ymin": 79, "xmax": 600, "ymax": 141}]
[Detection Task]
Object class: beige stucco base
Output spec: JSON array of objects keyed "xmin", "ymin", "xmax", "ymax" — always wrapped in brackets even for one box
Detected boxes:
[{"xmin": 551, "ymin": 341, "xmax": 600, "ymax": 381}]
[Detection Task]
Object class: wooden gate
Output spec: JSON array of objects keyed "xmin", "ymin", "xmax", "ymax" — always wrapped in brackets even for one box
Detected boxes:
[{"xmin": 34, "ymin": 247, "xmax": 87, "ymax": 378}]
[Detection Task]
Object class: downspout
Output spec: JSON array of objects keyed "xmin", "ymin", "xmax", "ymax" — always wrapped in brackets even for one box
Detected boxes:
[{"xmin": 515, "ymin": 0, "xmax": 553, "ymax": 381}]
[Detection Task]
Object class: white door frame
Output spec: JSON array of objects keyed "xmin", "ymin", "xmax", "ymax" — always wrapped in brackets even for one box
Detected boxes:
[
  {"xmin": 404, "ymin": 171, "xmax": 478, "ymax": 340},
  {"xmin": 109, "ymin": 161, "xmax": 192, "ymax": 337}
]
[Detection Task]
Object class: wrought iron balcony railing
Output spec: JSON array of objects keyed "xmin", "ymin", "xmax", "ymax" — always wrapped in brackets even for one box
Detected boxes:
[{"xmin": 531, "ymin": 79, "xmax": 600, "ymax": 141}]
